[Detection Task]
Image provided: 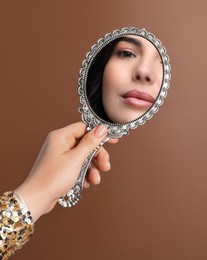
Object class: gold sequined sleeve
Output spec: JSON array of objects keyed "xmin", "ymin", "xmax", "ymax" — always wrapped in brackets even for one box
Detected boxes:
[{"xmin": 0, "ymin": 191, "xmax": 34, "ymax": 260}]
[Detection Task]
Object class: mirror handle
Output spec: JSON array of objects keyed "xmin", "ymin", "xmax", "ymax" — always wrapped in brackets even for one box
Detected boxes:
[{"xmin": 58, "ymin": 137, "xmax": 109, "ymax": 207}]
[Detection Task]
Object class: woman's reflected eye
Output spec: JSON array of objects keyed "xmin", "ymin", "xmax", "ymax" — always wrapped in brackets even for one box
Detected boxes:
[{"xmin": 117, "ymin": 50, "xmax": 136, "ymax": 58}]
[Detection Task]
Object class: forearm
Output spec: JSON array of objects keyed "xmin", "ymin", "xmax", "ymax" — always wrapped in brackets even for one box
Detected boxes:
[{"xmin": 0, "ymin": 123, "xmax": 111, "ymax": 259}]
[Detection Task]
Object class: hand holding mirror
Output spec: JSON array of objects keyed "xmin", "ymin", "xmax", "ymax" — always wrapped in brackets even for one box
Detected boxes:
[{"xmin": 58, "ymin": 26, "xmax": 171, "ymax": 207}]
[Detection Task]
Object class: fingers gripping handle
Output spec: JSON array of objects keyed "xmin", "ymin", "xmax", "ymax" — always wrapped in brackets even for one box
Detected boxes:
[{"xmin": 58, "ymin": 137, "xmax": 109, "ymax": 208}]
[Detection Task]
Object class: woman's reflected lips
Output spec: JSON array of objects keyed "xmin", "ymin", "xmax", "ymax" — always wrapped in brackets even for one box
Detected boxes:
[{"xmin": 122, "ymin": 89, "xmax": 155, "ymax": 108}]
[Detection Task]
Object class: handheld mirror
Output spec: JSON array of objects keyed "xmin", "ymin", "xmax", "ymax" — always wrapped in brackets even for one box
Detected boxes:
[{"xmin": 58, "ymin": 26, "xmax": 171, "ymax": 207}]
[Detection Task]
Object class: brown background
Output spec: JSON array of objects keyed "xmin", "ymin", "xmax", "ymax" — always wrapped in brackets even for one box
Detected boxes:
[{"xmin": 0, "ymin": 0, "xmax": 207, "ymax": 259}]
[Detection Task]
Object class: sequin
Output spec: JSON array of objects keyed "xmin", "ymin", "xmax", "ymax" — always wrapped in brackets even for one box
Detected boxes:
[{"xmin": 0, "ymin": 192, "xmax": 34, "ymax": 259}]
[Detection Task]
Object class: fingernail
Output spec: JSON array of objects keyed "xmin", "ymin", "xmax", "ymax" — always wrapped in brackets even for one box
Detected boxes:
[
  {"xmin": 84, "ymin": 182, "xmax": 90, "ymax": 189},
  {"xmin": 106, "ymin": 161, "xmax": 111, "ymax": 170},
  {"xmin": 94, "ymin": 125, "xmax": 107, "ymax": 138},
  {"xmin": 95, "ymin": 174, "xmax": 101, "ymax": 184}
]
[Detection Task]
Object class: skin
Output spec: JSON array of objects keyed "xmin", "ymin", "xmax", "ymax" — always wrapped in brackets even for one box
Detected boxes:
[
  {"xmin": 15, "ymin": 122, "xmax": 118, "ymax": 222},
  {"xmin": 102, "ymin": 35, "xmax": 163, "ymax": 123}
]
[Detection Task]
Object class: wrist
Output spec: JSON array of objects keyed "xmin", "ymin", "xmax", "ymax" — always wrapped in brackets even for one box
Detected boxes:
[{"xmin": 14, "ymin": 182, "xmax": 56, "ymax": 222}]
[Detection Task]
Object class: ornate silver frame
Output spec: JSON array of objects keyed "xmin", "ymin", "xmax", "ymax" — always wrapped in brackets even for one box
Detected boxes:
[
  {"xmin": 58, "ymin": 26, "xmax": 171, "ymax": 207},
  {"xmin": 78, "ymin": 26, "xmax": 171, "ymax": 138}
]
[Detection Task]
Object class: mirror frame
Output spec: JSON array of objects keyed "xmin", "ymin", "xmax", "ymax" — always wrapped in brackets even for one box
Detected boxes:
[{"xmin": 77, "ymin": 26, "xmax": 171, "ymax": 138}]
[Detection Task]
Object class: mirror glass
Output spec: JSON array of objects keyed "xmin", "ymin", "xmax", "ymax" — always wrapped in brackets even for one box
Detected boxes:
[
  {"xmin": 78, "ymin": 27, "xmax": 170, "ymax": 138},
  {"xmin": 87, "ymin": 35, "xmax": 163, "ymax": 124}
]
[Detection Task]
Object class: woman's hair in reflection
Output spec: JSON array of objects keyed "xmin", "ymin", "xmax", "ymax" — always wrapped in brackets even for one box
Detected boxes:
[{"xmin": 87, "ymin": 38, "xmax": 124, "ymax": 122}]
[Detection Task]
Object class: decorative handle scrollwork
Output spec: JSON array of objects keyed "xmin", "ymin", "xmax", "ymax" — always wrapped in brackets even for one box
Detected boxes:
[{"xmin": 58, "ymin": 137, "xmax": 109, "ymax": 207}]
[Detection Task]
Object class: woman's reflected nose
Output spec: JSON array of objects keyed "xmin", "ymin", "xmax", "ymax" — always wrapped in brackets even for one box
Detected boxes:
[{"xmin": 134, "ymin": 60, "xmax": 156, "ymax": 85}]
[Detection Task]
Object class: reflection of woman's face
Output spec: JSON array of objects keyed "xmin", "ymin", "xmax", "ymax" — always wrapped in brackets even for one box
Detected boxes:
[{"xmin": 102, "ymin": 36, "xmax": 163, "ymax": 123}]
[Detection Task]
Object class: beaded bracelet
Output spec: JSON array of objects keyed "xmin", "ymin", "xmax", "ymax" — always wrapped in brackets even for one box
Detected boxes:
[{"xmin": 0, "ymin": 191, "xmax": 34, "ymax": 259}]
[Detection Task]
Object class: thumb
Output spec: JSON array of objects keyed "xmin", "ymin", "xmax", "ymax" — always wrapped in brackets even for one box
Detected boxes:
[{"xmin": 73, "ymin": 125, "xmax": 108, "ymax": 161}]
